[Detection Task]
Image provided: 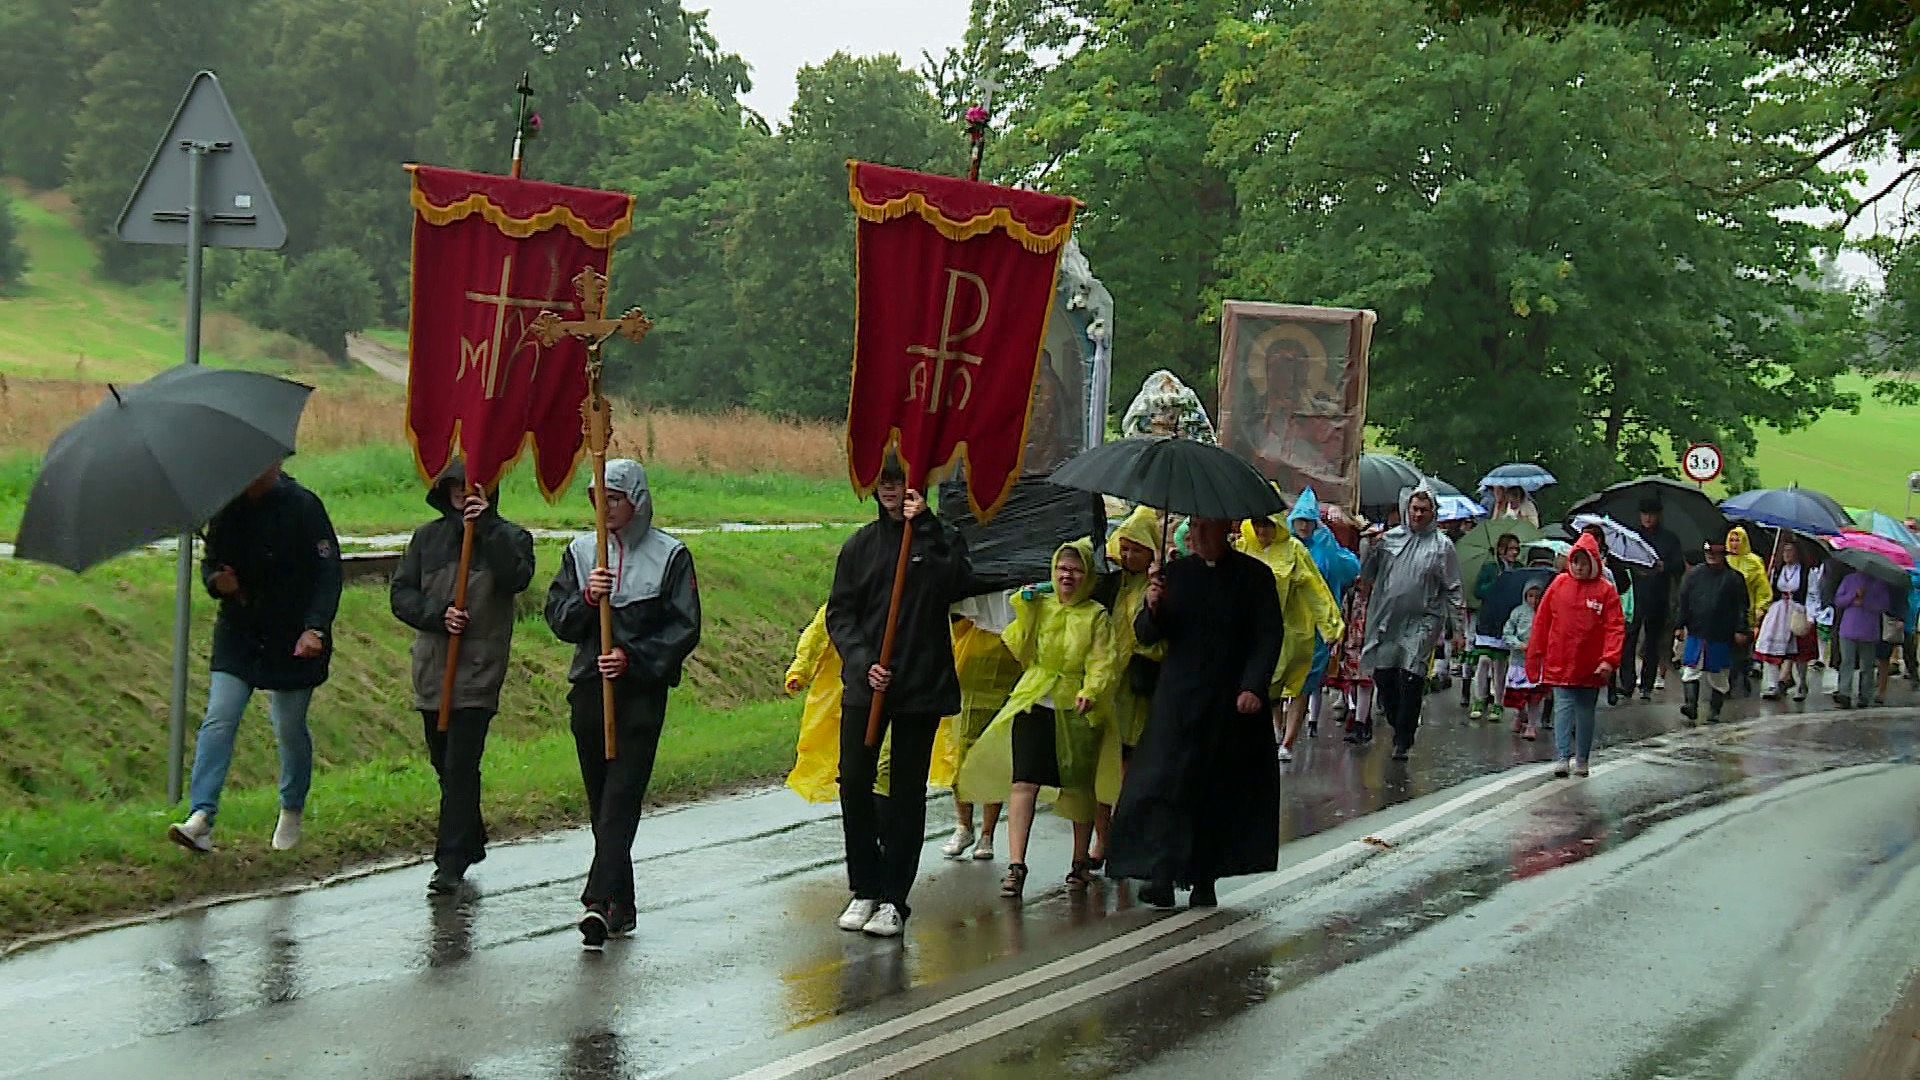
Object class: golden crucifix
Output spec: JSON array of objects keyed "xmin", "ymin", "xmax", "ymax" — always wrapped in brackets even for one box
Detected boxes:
[{"xmin": 529, "ymin": 268, "xmax": 653, "ymax": 759}]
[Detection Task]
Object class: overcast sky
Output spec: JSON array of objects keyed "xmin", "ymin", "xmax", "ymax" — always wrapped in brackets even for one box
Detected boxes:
[{"xmin": 699, "ymin": 0, "xmax": 972, "ymax": 123}]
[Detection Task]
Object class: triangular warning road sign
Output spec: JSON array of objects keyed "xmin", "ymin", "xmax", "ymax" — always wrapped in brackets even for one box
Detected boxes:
[{"xmin": 116, "ymin": 71, "xmax": 286, "ymax": 250}]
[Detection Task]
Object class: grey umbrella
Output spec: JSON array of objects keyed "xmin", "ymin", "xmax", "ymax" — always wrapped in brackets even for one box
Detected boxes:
[
  {"xmin": 15, "ymin": 365, "xmax": 312, "ymax": 571},
  {"xmin": 1359, "ymin": 452, "xmax": 1425, "ymax": 511}
]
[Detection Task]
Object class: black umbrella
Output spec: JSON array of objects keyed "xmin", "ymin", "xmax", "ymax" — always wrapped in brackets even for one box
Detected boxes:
[
  {"xmin": 1359, "ymin": 452, "xmax": 1425, "ymax": 511},
  {"xmin": 1049, "ymin": 436, "xmax": 1285, "ymax": 521},
  {"xmin": 15, "ymin": 365, "xmax": 312, "ymax": 572},
  {"xmin": 1829, "ymin": 545, "xmax": 1912, "ymax": 592},
  {"xmin": 1566, "ymin": 477, "xmax": 1728, "ymax": 555}
]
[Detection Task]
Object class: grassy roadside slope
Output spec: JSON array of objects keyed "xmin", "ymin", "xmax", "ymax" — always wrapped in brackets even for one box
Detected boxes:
[{"xmin": 0, "ymin": 528, "xmax": 842, "ymax": 942}]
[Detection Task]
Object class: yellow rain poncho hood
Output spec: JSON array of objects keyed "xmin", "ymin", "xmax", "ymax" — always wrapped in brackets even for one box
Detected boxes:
[
  {"xmin": 1725, "ymin": 526, "xmax": 1772, "ymax": 625},
  {"xmin": 955, "ymin": 539, "xmax": 1121, "ymax": 823},
  {"xmin": 1107, "ymin": 505, "xmax": 1163, "ymax": 566},
  {"xmin": 1240, "ymin": 518, "xmax": 1344, "ymax": 697}
]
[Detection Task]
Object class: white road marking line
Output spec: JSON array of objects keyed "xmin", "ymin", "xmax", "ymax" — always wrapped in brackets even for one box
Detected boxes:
[
  {"xmin": 834, "ymin": 752, "xmax": 1653, "ymax": 1080},
  {"xmin": 727, "ymin": 758, "xmax": 1567, "ymax": 1080}
]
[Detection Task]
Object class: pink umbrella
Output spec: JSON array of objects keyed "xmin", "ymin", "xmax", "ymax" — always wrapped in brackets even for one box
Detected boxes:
[{"xmin": 1833, "ymin": 530, "xmax": 1917, "ymax": 569}]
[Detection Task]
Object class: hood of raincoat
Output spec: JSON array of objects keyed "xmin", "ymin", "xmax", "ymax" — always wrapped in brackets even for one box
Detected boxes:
[
  {"xmin": 1569, "ymin": 533, "xmax": 1604, "ymax": 581},
  {"xmin": 1106, "ymin": 505, "xmax": 1161, "ymax": 565},
  {"xmin": 425, "ymin": 460, "xmax": 502, "ymax": 521},
  {"xmin": 1291, "ymin": 487, "xmax": 1360, "ymax": 598},
  {"xmin": 1239, "ymin": 517, "xmax": 1281, "ymax": 552},
  {"xmin": 1377, "ymin": 481, "xmax": 1439, "ymax": 559},
  {"xmin": 1052, "ymin": 538, "xmax": 1099, "ymax": 606},
  {"xmin": 571, "ymin": 458, "xmax": 675, "ymax": 606},
  {"xmin": 1726, "ymin": 527, "xmax": 1752, "ymax": 557}
]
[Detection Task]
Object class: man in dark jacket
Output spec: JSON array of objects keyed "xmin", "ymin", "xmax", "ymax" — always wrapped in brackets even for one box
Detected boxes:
[
  {"xmin": 1620, "ymin": 497, "xmax": 1685, "ymax": 701},
  {"xmin": 391, "ymin": 462, "xmax": 536, "ymax": 895},
  {"xmin": 168, "ymin": 463, "xmax": 341, "ymax": 854},
  {"xmin": 1675, "ymin": 535, "xmax": 1751, "ymax": 724},
  {"xmin": 826, "ymin": 456, "xmax": 973, "ymax": 939},
  {"xmin": 546, "ymin": 459, "xmax": 701, "ymax": 949}
]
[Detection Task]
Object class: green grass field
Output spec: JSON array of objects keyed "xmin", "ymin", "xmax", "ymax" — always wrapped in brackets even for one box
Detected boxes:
[
  {"xmin": 0, "ymin": 529, "xmax": 843, "ymax": 940},
  {"xmin": 1748, "ymin": 376, "xmax": 1919, "ymax": 516}
]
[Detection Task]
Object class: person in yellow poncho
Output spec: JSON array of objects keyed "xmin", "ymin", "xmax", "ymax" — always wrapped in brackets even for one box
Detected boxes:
[
  {"xmin": 1091, "ymin": 505, "xmax": 1166, "ymax": 866},
  {"xmin": 940, "ymin": 614, "xmax": 1022, "ymax": 861},
  {"xmin": 785, "ymin": 605, "xmax": 966, "ymax": 805},
  {"xmin": 1724, "ymin": 526, "xmax": 1772, "ymax": 697},
  {"xmin": 955, "ymin": 538, "xmax": 1120, "ymax": 900},
  {"xmin": 1239, "ymin": 514, "xmax": 1343, "ymax": 763}
]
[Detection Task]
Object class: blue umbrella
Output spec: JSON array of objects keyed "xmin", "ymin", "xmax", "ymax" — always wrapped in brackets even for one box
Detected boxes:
[
  {"xmin": 1436, "ymin": 494, "xmax": 1489, "ymax": 523},
  {"xmin": 1478, "ymin": 462, "xmax": 1558, "ymax": 493},
  {"xmin": 1719, "ymin": 485, "xmax": 1851, "ymax": 536}
]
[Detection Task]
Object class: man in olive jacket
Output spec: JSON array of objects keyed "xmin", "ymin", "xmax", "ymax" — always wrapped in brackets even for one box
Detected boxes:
[{"xmin": 391, "ymin": 462, "xmax": 536, "ymax": 895}]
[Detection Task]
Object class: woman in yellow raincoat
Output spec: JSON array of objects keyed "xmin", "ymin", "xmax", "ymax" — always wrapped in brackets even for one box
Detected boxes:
[
  {"xmin": 1239, "ymin": 514, "xmax": 1344, "ymax": 762},
  {"xmin": 1091, "ymin": 506, "xmax": 1165, "ymax": 865},
  {"xmin": 956, "ymin": 539, "xmax": 1120, "ymax": 900},
  {"xmin": 1724, "ymin": 526, "xmax": 1772, "ymax": 697}
]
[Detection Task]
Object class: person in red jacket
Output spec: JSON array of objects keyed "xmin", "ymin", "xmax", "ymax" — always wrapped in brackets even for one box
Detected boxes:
[{"xmin": 1525, "ymin": 533, "xmax": 1627, "ymax": 778}]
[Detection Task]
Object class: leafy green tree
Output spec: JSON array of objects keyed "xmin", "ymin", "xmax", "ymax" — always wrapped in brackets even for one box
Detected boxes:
[
  {"xmin": 273, "ymin": 246, "xmax": 378, "ymax": 361},
  {"xmin": 0, "ymin": 0, "xmax": 87, "ymax": 188},
  {"xmin": 0, "ymin": 185, "xmax": 28, "ymax": 292},
  {"xmin": 422, "ymin": 0, "xmax": 750, "ymax": 184},
  {"xmin": 64, "ymin": 0, "xmax": 254, "ymax": 282},
  {"xmin": 728, "ymin": 53, "xmax": 966, "ymax": 419},
  {"xmin": 1207, "ymin": 1, "xmax": 1863, "ymax": 493},
  {"xmin": 594, "ymin": 94, "xmax": 766, "ymax": 409},
  {"xmin": 971, "ymin": 0, "xmax": 1244, "ymax": 401}
]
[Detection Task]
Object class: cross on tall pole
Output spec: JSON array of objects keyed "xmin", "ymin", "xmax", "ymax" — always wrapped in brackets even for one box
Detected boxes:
[{"xmin": 531, "ymin": 268, "xmax": 653, "ymax": 759}]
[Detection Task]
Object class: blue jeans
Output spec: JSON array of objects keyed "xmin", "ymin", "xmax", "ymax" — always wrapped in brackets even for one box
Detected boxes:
[
  {"xmin": 1552, "ymin": 687, "xmax": 1600, "ymax": 763},
  {"xmin": 188, "ymin": 672, "xmax": 315, "ymax": 821}
]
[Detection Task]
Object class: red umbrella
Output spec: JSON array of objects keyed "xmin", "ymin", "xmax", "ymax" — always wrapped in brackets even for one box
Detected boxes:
[{"xmin": 1832, "ymin": 530, "xmax": 1917, "ymax": 569}]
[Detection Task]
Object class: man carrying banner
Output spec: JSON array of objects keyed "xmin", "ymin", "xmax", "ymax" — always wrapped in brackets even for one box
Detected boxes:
[
  {"xmin": 837, "ymin": 161, "xmax": 1079, "ymax": 937},
  {"xmin": 390, "ymin": 463, "xmax": 536, "ymax": 896},
  {"xmin": 828, "ymin": 455, "xmax": 973, "ymax": 937}
]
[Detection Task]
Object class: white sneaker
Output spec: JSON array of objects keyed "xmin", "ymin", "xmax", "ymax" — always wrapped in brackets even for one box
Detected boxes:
[
  {"xmin": 837, "ymin": 898, "xmax": 878, "ymax": 932},
  {"xmin": 1572, "ymin": 758, "xmax": 1590, "ymax": 777},
  {"xmin": 1553, "ymin": 759, "xmax": 1571, "ymax": 778},
  {"xmin": 941, "ymin": 826, "xmax": 976, "ymax": 859},
  {"xmin": 1654, "ymin": 675, "xmax": 1667, "ymax": 691},
  {"xmin": 271, "ymin": 809, "xmax": 303, "ymax": 851},
  {"xmin": 972, "ymin": 835, "xmax": 995, "ymax": 861},
  {"xmin": 167, "ymin": 810, "xmax": 213, "ymax": 853},
  {"xmin": 862, "ymin": 903, "xmax": 905, "ymax": 938},
  {"xmin": 1276, "ymin": 745, "xmax": 1294, "ymax": 763}
]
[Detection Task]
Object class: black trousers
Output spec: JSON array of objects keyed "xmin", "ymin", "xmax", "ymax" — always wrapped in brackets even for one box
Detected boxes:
[
  {"xmin": 569, "ymin": 679, "xmax": 669, "ymax": 909},
  {"xmin": 1619, "ymin": 613, "xmax": 1669, "ymax": 693},
  {"xmin": 420, "ymin": 708, "xmax": 494, "ymax": 874},
  {"xmin": 838, "ymin": 702, "xmax": 939, "ymax": 917},
  {"xmin": 1374, "ymin": 667, "xmax": 1427, "ymax": 750}
]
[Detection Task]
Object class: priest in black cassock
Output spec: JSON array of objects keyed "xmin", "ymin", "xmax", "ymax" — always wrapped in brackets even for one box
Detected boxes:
[{"xmin": 1105, "ymin": 516, "xmax": 1286, "ymax": 909}]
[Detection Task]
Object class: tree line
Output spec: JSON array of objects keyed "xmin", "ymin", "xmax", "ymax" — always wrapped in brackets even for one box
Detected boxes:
[{"xmin": 0, "ymin": 0, "xmax": 1913, "ymax": 495}]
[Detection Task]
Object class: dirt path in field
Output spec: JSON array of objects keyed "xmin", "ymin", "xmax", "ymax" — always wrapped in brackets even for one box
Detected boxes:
[{"xmin": 345, "ymin": 333, "xmax": 408, "ymax": 384}]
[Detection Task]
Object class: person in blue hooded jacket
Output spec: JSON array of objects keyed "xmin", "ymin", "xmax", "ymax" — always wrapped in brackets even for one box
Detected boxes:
[{"xmin": 1288, "ymin": 488, "xmax": 1360, "ymax": 738}]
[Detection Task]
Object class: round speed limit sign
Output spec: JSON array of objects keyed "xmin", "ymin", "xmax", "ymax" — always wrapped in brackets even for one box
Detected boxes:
[{"xmin": 1683, "ymin": 443, "xmax": 1723, "ymax": 484}]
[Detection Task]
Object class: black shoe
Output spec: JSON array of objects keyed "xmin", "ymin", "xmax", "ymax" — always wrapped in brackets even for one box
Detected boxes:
[
  {"xmin": 578, "ymin": 908, "xmax": 609, "ymax": 951},
  {"xmin": 1708, "ymin": 690, "xmax": 1727, "ymax": 724},
  {"xmin": 607, "ymin": 902, "xmax": 637, "ymax": 937},
  {"xmin": 1189, "ymin": 881, "xmax": 1218, "ymax": 908},
  {"xmin": 1307, "ymin": 720, "xmax": 1319, "ymax": 737},
  {"xmin": 427, "ymin": 866, "xmax": 463, "ymax": 897},
  {"xmin": 1833, "ymin": 692, "xmax": 1853, "ymax": 708},
  {"xmin": 1681, "ymin": 682, "xmax": 1700, "ymax": 721},
  {"xmin": 1390, "ymin": 745, "xmax": 1411, "ymax": 762},
  {"xmin": 1139, "ymin": 879, "xmax": 1177, "ymax": 910}
]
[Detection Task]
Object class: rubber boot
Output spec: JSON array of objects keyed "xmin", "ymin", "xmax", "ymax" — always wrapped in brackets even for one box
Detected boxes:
[
  {"xmin": 1708, "ymin": 690, "xmax": 1727, "ymax": 724},
  {"xmin": 1680, "ymin": 681, "xmax": 1700, "ymax": 721}
]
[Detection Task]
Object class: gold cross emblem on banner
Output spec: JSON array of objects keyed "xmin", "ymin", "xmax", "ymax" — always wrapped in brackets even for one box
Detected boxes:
[
  {"xmin": 529, "ymin": 269, "xmax": 655, "ymax": 353},
  {"xmin": 462, "ymin": 255, "xmax": 571, "ymax": 400},
  {"xmin": 906, "ymin": 269, "xmax": 990, "ymax": 413}
]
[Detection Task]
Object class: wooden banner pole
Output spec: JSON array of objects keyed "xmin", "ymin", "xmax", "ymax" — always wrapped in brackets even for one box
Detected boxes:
[
  {"xmin": 586, "ymin": 383, "xmax": 618, "ymax": 760},
  {"xmin": 436, "ymin": 472, "xmax": 478, "ymax": 733},
  {"xmin": 863, "ymin": 514, "xmax": 916, "ymax": 748}
]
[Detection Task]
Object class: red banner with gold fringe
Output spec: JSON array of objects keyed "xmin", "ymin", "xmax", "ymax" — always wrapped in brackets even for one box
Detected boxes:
[
  {"xmin": 406, "ymin": 164, "xmax": 635, "ymax": 497},
  {"xmin": 846, "ymin": 162, "xmax": 1077, "ymax": 522}
]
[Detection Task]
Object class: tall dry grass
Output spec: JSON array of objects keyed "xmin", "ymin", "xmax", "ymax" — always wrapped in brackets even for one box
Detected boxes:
[{"xmin": 0, "ymin": 376, "xmax": 846, "ymax": 478}]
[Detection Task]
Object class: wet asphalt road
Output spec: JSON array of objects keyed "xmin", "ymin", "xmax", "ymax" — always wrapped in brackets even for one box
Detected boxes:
[{"xmin": 6, "ymin": 676, "xmax": 1920, "ymax": 1080}]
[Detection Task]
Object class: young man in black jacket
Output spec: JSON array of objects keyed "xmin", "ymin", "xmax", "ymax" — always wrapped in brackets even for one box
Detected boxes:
[
  {"xmin": 168, "ymin": 463, "xmax": 341, "ymax": 854},
  {"xmin": 391, "ymin": 462, "xmax": 537, "ymax": 896},
  {"xmin": 1620, "ymin": 497, "xmax": 1685, "ymax": 700},
  {"xmin": 1675, "ymin": 536, "xmax": 1751, "ymax": 724},
  {"xmin": 826, "ymin": 456, "xmax": 973, "ymax": 938},
  {"xmin": 546, "ymin": 459, "xmax": 701, "ymax": 949}
]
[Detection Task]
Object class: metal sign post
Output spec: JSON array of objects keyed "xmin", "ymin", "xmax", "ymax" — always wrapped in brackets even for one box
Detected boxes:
[{"xmin": 116, "ymin": 71, "xmax": 285, "ymax": 802}]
